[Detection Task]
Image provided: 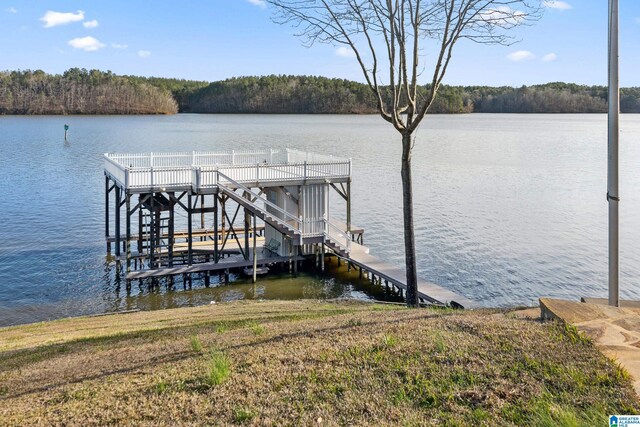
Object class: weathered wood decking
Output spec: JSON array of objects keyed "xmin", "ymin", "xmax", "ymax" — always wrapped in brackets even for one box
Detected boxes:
[{"xmin": 126, "ymin": 253, "xmax": 305, "ymax": 280}]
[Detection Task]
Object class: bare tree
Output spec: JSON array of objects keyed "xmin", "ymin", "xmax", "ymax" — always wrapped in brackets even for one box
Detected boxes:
[{"xmin": 265, "ymin": 0, "xmax": 542, "ymax": 307}]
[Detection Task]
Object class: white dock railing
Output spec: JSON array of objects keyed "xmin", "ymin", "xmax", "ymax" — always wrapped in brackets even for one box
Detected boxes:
[
  {"xmin": 325, "ymin": 217, "xmax": 352, "ymax": 253},
  {"xmin": 302, "ymin": 217, "xmax": 326, "ymax": 237},
  {"xmin": 104, "ymin": 149, "xmax": 351, "ymax": 191}
]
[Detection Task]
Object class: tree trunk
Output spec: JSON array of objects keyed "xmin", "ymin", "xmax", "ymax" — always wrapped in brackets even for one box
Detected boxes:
[{"xmin": 401, "ymin": 132, "xmax": 419, "ymax": 307}]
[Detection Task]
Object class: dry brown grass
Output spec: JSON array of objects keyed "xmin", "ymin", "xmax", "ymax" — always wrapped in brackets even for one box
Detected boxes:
[{"xmin": 0, "ymin": 300, "xmax": 637, "ymax": 426}]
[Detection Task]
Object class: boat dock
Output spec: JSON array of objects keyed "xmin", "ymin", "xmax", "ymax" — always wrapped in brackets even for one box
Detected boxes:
[{"xmin": 104, "ymin": 148, "xmax": 473, "ymax": 308}]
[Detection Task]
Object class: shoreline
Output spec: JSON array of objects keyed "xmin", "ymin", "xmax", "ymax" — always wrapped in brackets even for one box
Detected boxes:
[{"xmin": 3, "ymin": 111, "xmax": 640, "ymax": 116}]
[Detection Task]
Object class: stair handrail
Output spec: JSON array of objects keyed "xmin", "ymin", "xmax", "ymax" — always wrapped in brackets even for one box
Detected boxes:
[
  {"xmin": 216, "ymin": 171, "xmax": 302, "ymax": 232},
  {"xmin": 324, "ymin": 216, "xmax": 352, "ymax": 253}
]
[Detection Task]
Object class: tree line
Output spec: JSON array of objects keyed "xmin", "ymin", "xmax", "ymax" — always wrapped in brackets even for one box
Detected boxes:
[
  {"xmin": 1, "ymin": 69, "xmax": 639, "ymax": 115},
  {"xmin": 0, "ymin": 69, "xmax": 180, "ymax": 114},
  {"xmin": 187, "ymin": 76, "xmax": 640, "ymax": 114}
]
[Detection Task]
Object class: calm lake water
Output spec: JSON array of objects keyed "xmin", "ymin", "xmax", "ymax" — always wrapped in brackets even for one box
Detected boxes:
[{"xmin": 1, "ymin": 114, "xmax": 639, "ymax": 326}]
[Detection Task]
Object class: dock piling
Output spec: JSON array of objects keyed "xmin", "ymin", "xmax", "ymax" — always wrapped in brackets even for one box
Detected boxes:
[
  {"xmin": 105, "ymin": 176, "xmax": 111, "ymax": 253},
  {"xmin": 126, "ymin": 193, "xmax": 131, "ymax": 272},
  {"xmin": 115, "ymin": 186, "xmax": 121, "ymax": 258},
  {"xmin": 252, "ymin": 214, "xmax": 257, "ymax": 283}
]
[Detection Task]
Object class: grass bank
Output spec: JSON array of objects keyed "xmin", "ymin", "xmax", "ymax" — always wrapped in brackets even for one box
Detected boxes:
[{"xmin": 0, "ymin": 300, "xmax": 637, "ymax": 426}]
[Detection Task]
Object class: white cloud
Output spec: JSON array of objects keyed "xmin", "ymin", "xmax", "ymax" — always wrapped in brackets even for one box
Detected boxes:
[
  {"xmin": 544, "ymin": 1, "xmax": 572, "ymax": 10},
  {"xmin": 138, "ymin": 50, "xmax": 151, "ymax": 58},
  {"xmin": 6, "ymin": 7, "xmax": 17, "ymax": 13},
  {"xmin": 507, "ymin": 50, "xmax": 535, "ymax": 61},
  {"xmin": 247, "ymin": 0, "xmax": 266, "ymax": 8},
  {"xmin": 40, "ymin": 10, "xmax": 84, "ymax": 28},
  {"xmin": 111, "ymin": 43, "xmax": 128, "ymax": 49},
  {"xmin": 480, "ymin": 6, "xmax": 526, "ymax": 25},
  {"xmin": 67, "ymin": 36, "xmax": 105, "ymax": 52},
  {"xmin": 336, "ymin": 46, "xmax": 355, "ymax": 58},
  {"xmin": 542, "ymin": 53, "xmax": 557, "ymax": 62},
  {"xmin": 83, "ymin": 20, "xmax": 99, "ymax": 29}
]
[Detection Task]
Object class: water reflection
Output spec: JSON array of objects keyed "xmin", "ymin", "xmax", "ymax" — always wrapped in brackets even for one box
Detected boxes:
[{"xmin": 98, "ymin": 256, "xmax": 402, "ymax": 316}]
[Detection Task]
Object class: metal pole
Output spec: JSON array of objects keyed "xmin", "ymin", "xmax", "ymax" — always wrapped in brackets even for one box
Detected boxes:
[{"xmin": 608, "ymin": 0, "xmax": 620, "ymax": 307}]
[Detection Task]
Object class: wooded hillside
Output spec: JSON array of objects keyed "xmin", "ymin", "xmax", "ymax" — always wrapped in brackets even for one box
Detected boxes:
[
  {"xmin": 1, "ymin": 69, "xmax": 639, "ymax": 115},
  {"xmin": 188, "ymin": 76, "xmax": 640, "ymax": 114},
  {"xmin": 0, "ymin": 69, "xmax": 179, "ymax": 115}
]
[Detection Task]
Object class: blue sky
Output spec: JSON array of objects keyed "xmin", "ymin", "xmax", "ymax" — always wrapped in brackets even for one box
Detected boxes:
[{"xmin": 1, "ymin": 0, "xmax": 639, "ymax": 86}]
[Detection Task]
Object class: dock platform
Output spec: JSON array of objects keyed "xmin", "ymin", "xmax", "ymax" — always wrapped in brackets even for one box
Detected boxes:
[
  {"xmin": 126, "ymin": 254, "xmax": 304, "ymax": 280},
  {"xmin": 104, "ymin": 148, "xmax": 474, "ymax": 309}
]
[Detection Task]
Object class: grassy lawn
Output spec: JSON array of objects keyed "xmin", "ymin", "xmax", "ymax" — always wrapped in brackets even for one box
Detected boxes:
[{"xmin": 0, "ymin": 300, "xmax": 637, "ymax": 426}]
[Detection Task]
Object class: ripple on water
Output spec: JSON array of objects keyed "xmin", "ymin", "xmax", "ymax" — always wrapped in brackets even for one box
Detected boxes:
[{"xmin": 1, "ymin": 114, "xmax": 639, "ymax": 325}]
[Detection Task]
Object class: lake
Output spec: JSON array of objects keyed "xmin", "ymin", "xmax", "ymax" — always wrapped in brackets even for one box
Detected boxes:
[{"xmin": 1, "ymin": 114, "xmax": 639, "ymax": 326}]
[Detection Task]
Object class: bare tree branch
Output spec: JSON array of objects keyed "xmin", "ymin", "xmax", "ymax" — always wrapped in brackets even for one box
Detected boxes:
[{"xmin": 264, "ymin": 0, "xmax": 542, "ymax": 307}]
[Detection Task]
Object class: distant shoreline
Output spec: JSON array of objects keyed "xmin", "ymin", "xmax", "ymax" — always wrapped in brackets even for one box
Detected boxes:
[
  {"xmin": 2, "ymin": 69, "xmax": 640, "ymax": 115},
  {"xmin": 2, "ymin": 111, "xmax": 640, "ymax": 116}
]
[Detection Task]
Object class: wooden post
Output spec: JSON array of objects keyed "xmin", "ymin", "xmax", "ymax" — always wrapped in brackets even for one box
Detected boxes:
[
  {"xmin": 221, "ymin": 195, "xmax": 226, "ymax": 248},
  {"xmin": 315, "ymin": 244, "xmax": 319, "ymax": 269},
  {"xmin": 346, "ymin": 179, "xmax": 351, "ymax": 233},
  {"xmin": 105, "ymin": 176, "xmax": 110, "ymax": 253},
  {"xmin": 126, "ymin": 193, "xmax": 131, "ymax": 272},
  {"xmin": 288, "ymin": 237, "xmax": 293, "ymax": 274},
  {"xmin": 293, "ymin": 244, "xmax": 298, "ymax": 276},
  {"xmin": 214, "ymin": 194, "xmax": 219, "ymax": 263},
  {"xmin": 168, "ymin": 192, "xmax": 175, "ymax": 267},
  {"xmin": 149, "ymin": 193, "xmax": 155, "ymax": 269},
  {"xmin": 187, "ymin": 193, "xmax": 193, "ymax": 265},
  {"xmin": 200, "ymin": 194, "xmax": 205, "ymax": 231},
  {"xmin": 252, "ymin": 214, "xmax": 257, "ymax": 283},
  {"xmin": 137, "ymin": 196, "xmax": 143, "ymax": 254},
  {"xmin": 115, "ymin": 186, "xmax": 121, "ymax": 258},
  {"xmin": 244, "ymin": 192, "xmax": 250, "ymax": 261},
  {"xmin": 320, "ymin": 243, "xmax": 325, "ymax": 272}
]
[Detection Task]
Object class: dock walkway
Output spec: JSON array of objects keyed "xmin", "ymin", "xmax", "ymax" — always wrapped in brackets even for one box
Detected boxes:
[{"xmin": 341, "ymin": 242, "xmax": 476, "ymax": 308}]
